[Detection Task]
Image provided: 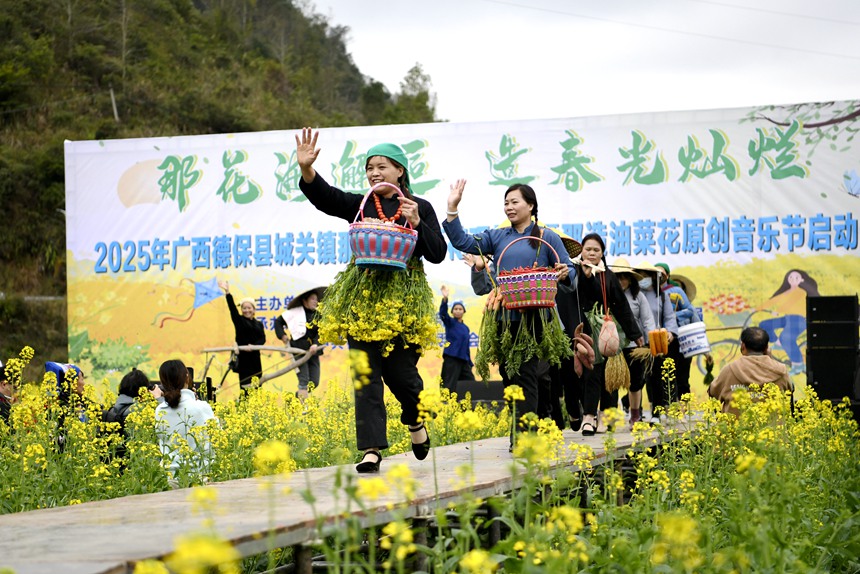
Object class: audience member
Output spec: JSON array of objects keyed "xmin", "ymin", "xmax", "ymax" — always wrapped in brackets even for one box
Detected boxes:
[
  {"xmin": 0, "ymin": 360, "xmax": 14, "ymax": 424},
  {"xmin": 155, "ymin": 359, "xmax": 216, "ymax": 486},
  {"xmin": 708, "ymin": 327, "xmax": 793, "ymax": 415},
  {"xmin": 438, "ymin": 285, "xmax": 475, "ymax": 393},
  {"xmin": 275, "ymin": 286, "xmax": 325, "ymax": 400}
]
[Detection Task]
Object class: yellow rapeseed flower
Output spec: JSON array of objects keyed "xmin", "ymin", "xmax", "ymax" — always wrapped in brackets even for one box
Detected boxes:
[
  {"xmin": 735, "ymin": 452, "xmax": 767, "ymax": 474},
  {"xmin": 380, "ymin": 520, "xmax": 416, "ymax": 561},
  {"xmin": 651, "ymin": 512, "xmax": 703, "ymax": 571},
  {"xmin": 385, "ymin": 463, "xmax": 419, "ymax": 499},
  {"xmin": 418, "ymin": 388, "xmax": 442, "ymax": 418},
  {"xmin": 455, "ymin": 410, "xmax": 483, "ymax": 432},
  {"xmin": 165, "ymin": 533, "xmax": 240, "ymax": 574},
  {"xmin": 356, "ymin": 476, "xmax": 390, "ymax": 502},
  {"xmin": 460, "ymin": 548, "xmax": 497, "ymax": 573},
  {"xmin": 504, "ymin": 385, "xmax": 525, "ymax": 403},
  {"xmin": 188, "ymin": 487, "xmax": 218, "ymax": 515},
  {"xmin": 133, "ymin": 560, "xmax": 170, "ymax": 574},
  {"xmin": 253, "ymin": 440, "xmax": 294, "ymax": 477},
  {"xmin": 349, "ymin": 350, "xmax": 372, "ymax": 390}
]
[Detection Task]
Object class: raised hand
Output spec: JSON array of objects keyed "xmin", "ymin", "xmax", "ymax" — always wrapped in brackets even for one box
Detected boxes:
[
  {"xmin": 218, "ymin": 280, "xmax": 230, "ymax": 294},
  {"xmin": 447, "ymin": 179, "xmax": 466, "ymax": 215},
  {"xmin": 295, "ymin": 127, "xmax": 321, "ymax": 182},
  {"xmin": 440, "ymin": 284, "xmax": 449, "ymax": 299}
]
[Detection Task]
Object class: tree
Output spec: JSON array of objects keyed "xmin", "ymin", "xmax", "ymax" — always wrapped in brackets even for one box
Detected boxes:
[{"xmin": 384, "ymin": 63, "xmax": 437, "ymax": 125}]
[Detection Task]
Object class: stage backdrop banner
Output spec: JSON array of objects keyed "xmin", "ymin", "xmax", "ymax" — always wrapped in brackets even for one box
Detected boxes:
[{"xmin": 64, "ymin": 100, "xmax": 860, "ymax": 399}]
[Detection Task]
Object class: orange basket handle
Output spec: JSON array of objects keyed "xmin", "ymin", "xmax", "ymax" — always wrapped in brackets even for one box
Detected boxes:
[
  {"xmin": 352, "ymin": 182, "xmax": 413, "ymax": 229},
  {"xmin": 496, "ymin": 236, "xmax": 561, "ymax": 271}
]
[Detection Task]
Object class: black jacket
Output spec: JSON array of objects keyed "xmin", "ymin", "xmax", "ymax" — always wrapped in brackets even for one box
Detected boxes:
[{"xmin": 570, "ymin": 269, "xmax": 642, "ymax": 342}]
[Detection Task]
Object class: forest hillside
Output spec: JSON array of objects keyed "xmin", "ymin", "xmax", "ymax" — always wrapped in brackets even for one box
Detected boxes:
[{"xmin": 0, "ymin": 0, "xmax": 439, "ymax": 364}]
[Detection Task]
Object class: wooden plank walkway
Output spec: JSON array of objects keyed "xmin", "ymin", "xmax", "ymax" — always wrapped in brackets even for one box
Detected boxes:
[{"xmin": 0, "ymin": 424, "xmax": 674, "ymax": 574}]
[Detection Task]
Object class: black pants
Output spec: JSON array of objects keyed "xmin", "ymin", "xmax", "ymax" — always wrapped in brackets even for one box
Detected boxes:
[
  {"xmin": 497, "ymin": 318, "xmax": 546, "ymax": 432},
  {"xmin": 645, "ymin": 338, "xmax": 683, "ymax": 414},
  {"xmin": 550, "ymin": 355, "xmax": 584, "ymax": 430},
  {"xmin": 676, "ymin": 353, "xmax": 692, "ymax": 399},
  {"xmin": 440, "ymin": 355, "xmax": 475, "ymax": 394},
  {"xmin": 348, "ymin": 336, "xmax": 424, "ymax": 452},
  {"xmin": 583, "ymin": 361, "xmax": 606, "ymax": 417},
  {"xmin": 624, "ymin": 347, "xmax": 648, "ymax": 393}
]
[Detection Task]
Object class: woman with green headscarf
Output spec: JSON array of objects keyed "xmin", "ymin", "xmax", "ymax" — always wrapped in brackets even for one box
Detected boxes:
[{"xmin": 295, "ymin": 127, "xmax": 447, "ymax": 473}]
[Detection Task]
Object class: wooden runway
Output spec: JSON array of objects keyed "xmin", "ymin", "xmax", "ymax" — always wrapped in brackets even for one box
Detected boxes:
[{"xmin": 0, "ymin": 425, "xmax": 668, "ymax": 574}]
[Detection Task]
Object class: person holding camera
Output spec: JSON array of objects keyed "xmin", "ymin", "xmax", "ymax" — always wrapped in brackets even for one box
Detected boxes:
[
  {"xmin": 103, "ymin": 368, "xmax": 162, "ymax": 428},
  {"xmin": 102, "ymin": 368, "xmax": 162, "ymax": 459}
]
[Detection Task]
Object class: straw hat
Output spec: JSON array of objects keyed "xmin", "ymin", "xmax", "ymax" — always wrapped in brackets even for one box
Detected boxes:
[
  {"xmin": 496, "ymin": 220, "xmax": 582, "ymax": 258},
  {"xmin": 654, "ymin": 262, "xmax": 697, "ymax": 302},
  {"xmin": 287, "ymin": 286, "xmax": 327, "ymax": 310},
  {"xmin": 635, "ymin": 260, "xmax": 664, "ymax": 276},
  {"xmin": 670, "ymin": 273, "xmax": 697, "ymax": 302},
  {"xmin": 609, "ymin": 257, "xmax": 643, "ymax": 281},
  {"xmin": 554, "ymin": 228, "xmax": 583, "ymax": 259}
]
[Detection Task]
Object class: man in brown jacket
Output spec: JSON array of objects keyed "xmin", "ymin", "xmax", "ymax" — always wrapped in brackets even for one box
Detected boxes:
[{"xmin": 708, "ymin": 327, "xmax": 793, "ymax": 415}]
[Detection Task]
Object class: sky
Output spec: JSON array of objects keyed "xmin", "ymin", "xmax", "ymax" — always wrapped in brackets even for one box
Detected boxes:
[{"xmin": 309, "ymin": 0, "xmax": 860, "ymax": 123}]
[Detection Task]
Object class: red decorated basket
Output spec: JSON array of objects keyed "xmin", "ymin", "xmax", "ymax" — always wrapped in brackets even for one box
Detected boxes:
[
  {"xmin": 496, "ymin": 236, "xmax": 560, "ymax": 310},
  {"xmin": 349, "ymin": 182, "xmax": 417, "ymax": 270}
]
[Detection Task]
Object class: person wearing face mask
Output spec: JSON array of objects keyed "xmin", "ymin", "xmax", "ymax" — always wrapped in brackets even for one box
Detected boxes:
[
  {"xmin": 295, "ymin": 128, "xmax": 446, "ymax": 474},
  {"xmin": 654, "ymin": 262, "xmax": 700, "ymax": 401},
  {"xmin": 218, "ymin": 280, "xmax": 266, "ymax": 394},
  {"xmin": 635, "ymin": 264, "xmax": 679, "ymax": 422},
  {"xmin": 611, "ymin": 259, "xmax": 657, "ymax": 426}
]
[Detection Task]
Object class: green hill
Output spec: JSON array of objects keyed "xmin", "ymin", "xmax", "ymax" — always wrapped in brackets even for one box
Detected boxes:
[{"xmin": 0, "ymin": 0, "xmax": 439, "ymax": 367}]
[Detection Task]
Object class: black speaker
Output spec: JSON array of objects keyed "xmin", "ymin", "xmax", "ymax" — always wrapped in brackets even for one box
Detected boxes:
[
  {"xmin": 807, "ymin": 295, "xmax": 859, "ymax": 323},
  {"xmin": 807, "ymin": 348, "xmax": 858, "ymax": 401},
  {"xmin": 807, "ymin": 321, "xmax": 859, "ymax": 349}
]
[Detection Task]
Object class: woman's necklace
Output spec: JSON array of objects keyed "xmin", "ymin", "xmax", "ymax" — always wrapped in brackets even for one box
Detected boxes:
[{"xmin": 372, "ymin": 191, "xmax": 402, "ymax": 223}]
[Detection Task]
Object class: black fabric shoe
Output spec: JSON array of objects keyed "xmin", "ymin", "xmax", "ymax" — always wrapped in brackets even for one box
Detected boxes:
[
  {"xmin": 569, "ymin": 417, "xmax": 582, "ymax": 432},
  {"xmin": 409, "ymin": 423, "xmax": 431, "ymax": 461},
  {"xmin": 356, "ymin": 450, "xmax": 382, "ymax": 473}
]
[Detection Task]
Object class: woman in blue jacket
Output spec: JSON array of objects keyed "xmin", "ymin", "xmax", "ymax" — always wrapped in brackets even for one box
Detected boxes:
[
  {"xmin": 444, "ymin": 180, "xmax": 573, "ymax": 432},
  {"xmin": 438, "ymin": 284, "xmax": 475, "ymax": 393}
]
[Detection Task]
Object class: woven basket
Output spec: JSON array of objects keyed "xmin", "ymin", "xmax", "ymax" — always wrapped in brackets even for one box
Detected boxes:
[
  {"xmin": 348, "ymin": 182, "xmax": 417, "ymax": 270},
  {"xmin": 496, "ymin": 236, "xmax": 560, "ymax": 310}
]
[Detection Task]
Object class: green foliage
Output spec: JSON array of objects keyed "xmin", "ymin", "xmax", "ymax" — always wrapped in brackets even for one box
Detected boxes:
[{"xmin": 0, "ymin": 0, "xmax": 439, "ymax": 359}]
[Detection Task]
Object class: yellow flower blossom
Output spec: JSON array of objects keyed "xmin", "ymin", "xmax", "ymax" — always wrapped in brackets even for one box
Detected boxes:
[
  {"xmin": 385, "ymin": 463, "xmax": 419, "ymax": 499},
  {"xmin": 133, "ymin": 560, "xmax": 170, "ymax": 574},
  {"xmin": 460, "ymin": 548, "xmax": 497, "ymax": 573},
  {"xmin": 503, "ymin": 385, "xmax": 525, "ymax": 403},
  {"xmin": 380, "ymin": 520, "xmax": 416, "ymax": 561},
  {"xmin": 356, "ymin": 476, "xmax": 390, "ymax": 501},
  {"xmin": 165, "ymin": 533, "xmax": 240, "ymax": 574},
  {"xmin": 455, "ymin": 410, "xmax": 483, "ymax": 432},
  {"xmin": 735, "ymin": 452, "xmax": 767, "ymax": 474},
  {"xmin": 253, "ymin": 440, "xmax": 294, "ymax": 477},
  {"xmin": 188, "ymin": 487, "xmax": 218, "ymax": 515},
  {"xmin": 651, "ymin": 512, "xmax": 703, "ymax": 571}
]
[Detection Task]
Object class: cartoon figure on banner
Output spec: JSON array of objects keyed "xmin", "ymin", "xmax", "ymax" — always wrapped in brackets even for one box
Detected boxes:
[
  {"xmin": 152, "ymin": 277, "xmax": 223, "ymax": 327},
  {"xmin": 758, "ymin": 270, "xmax": 820, "ymax": 376}
]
